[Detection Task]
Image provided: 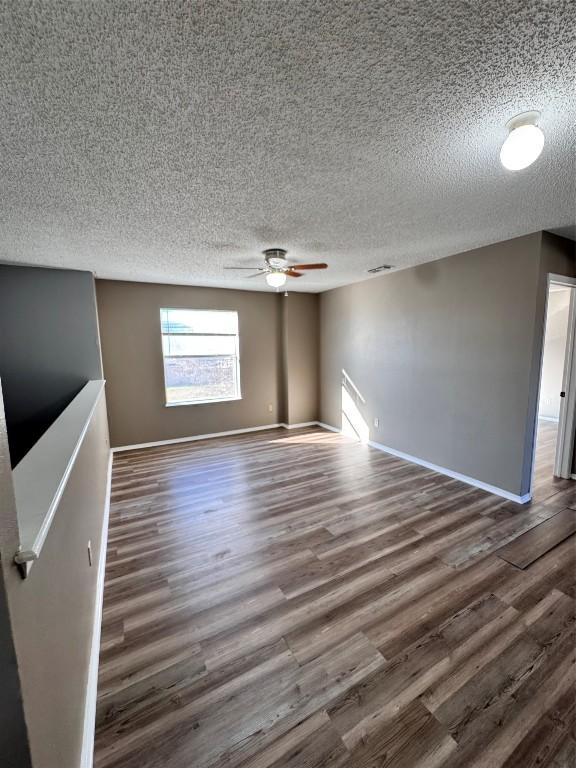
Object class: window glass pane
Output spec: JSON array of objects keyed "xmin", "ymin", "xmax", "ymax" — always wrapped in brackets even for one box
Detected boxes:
[
  {"xmin": 162, "ymin": 335, "xmax": 237, "ymax": 357},
  {"xmin": 161, "ymin": 309, "xmax": 238, "ymax": 335},
  {"xmin": 160, "ymin": 308, "xmax": 240, "ymax": 404},
  {"xmin": 164, "ymin": 357, "xmax": 239, "ymax": 403}
]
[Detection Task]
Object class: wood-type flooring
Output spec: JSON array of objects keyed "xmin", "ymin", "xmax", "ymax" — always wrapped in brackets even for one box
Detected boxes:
[{"xmin": 94, "ymin": 421, "xmax": 576, "ymax": 767}]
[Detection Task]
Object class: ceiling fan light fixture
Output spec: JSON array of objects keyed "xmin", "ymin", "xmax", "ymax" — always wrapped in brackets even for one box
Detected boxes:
[
  {"xmin": 266, "ymin": 271, "xmax": 287, "ymax": 288},
  {"xmin": 263, "ymin": 248, "xmax": 288, "ymax": 269},
  {"xmin": 500, "ymin": 111, "xmax": 544, "ymax": 171}
]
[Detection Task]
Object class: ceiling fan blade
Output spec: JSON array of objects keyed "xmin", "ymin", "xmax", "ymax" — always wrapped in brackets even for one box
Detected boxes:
[
  {"xmin": 246, "ymin": 271, "xmax": 267, "ymax": 278},
  {"xmin": 292, "ymin": 263, "xmax": 328, "ymax": 270},
  {"xmin": 285, "ymin": 270, "xmax": 303, "ymax": 277},
  {"xmin": 223, "ymin": 266, "xmax": 264, "ymax": 270}
]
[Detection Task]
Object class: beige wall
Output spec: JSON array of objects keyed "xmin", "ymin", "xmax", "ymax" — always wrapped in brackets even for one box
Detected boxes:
[
  {"xmin": 282, "ymin": 293, "xmax": 319, "ymax": 425},
  {"xmin": 0, "ymin": 392, "xmax": 110, "ymax": 768},
  {"xmin": 538, "ymin": 288, "xmax": 570, "ymax": 420},
  {"xmin": 96, "ymin": 280, "xmax": 320, "ymax": 447},
  {"xmin": 320, "ymin": 233, "xmax": 574, "ymax": 497}
]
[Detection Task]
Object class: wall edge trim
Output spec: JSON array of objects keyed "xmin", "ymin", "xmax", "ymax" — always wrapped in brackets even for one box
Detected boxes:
[
  {"xmin": 316, "ymin": 422, "xmax": 530, "ymax": 504},
  {"xmin": 111, "ymin": 424, "xmax": 285, "ymax": 452},
  {"xmin": 111, "ymin": 422, "xmax": 324, "ymax": 453},
  {"xmin": 316, "ymin": 421, "xmax": 341, "ymax": 433},
  {"xmin": 80, "ymin": 449, "xmax": 112, "ymax": 768}
]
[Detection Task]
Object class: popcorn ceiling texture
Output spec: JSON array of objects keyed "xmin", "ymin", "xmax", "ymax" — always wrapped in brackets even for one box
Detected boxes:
[{"xmin": 0, "ymin": 1, "xmax": 575, "ymax": 292}]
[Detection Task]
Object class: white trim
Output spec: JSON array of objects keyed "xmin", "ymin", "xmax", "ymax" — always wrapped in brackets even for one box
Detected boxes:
[
  {"xmin": 317, "ymin": 422, "xmax": 530, "ymax": 504},
  {"xmin": 548, "ymin": 273, "xmax": 576, "ymax": 288},
  {"xmin": 367, "ymin": 438, "xmax": 531, "ymax": 503},
  {"xmin": 111, "ymin": 423, "xmax": 284, "ymax": 452},
  {"xmin": 80, "ymin": 449, "xmax": 112, "ymax": 768},
  {"xmin": 165, "ymin": 396, "xmax": 242, "ymax": 408},
  {"xmin": 316, "ymin": 421, "xmax": 341, "ymax": 434},
  {"xmin": 555, "ymin": 283, "xmax": 576, "ymax": 477},
  {"xmin": 528, "ymin": 273, "xmax": 576, "ymax": 494},
  {"xmin": 112, "ymin": 422, "xmax": 325, "ymax": 452},
  {"xmin": 538, "ymin": 415, "xmax": 560, "ymax": 423},
  {"xmin": 13, "ymin": 380, "xmax": 106, "ymax": 572}
]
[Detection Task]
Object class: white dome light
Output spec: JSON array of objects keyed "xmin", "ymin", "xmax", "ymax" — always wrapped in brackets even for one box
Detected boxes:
[
  {"xmin": 266, "ymin": 271, "xmax": 287, "ymax": 288},
  {"xmin": 500, "ymin": 113, "xmax": 544, "ymax": 171}
]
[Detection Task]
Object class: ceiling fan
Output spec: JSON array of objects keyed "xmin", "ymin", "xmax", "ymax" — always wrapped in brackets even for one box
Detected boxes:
[{"xmin": 224, "ymin": 248, "xmax": 328, "ymax": 288}]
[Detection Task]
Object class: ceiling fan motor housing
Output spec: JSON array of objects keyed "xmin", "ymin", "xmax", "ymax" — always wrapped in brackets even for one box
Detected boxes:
[{"xmin": 263, "ymin": 248, "xmax": 288, "ymax": 269}]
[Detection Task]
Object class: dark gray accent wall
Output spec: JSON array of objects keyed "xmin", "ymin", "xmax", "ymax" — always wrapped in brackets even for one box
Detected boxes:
[{"xmin": 0, "ymin": 265, "xmax": 102, "ymax": 466}]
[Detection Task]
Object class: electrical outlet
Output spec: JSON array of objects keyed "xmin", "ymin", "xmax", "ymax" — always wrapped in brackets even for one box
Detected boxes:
[
  {"xmin": 87, "ymin": 540, "xmax": 93, "ymax": 567},
  {"xmin": 267, "ymin": 403, "xmax": 273, "ymax": 413},
  {"xmin": 374, "ymin": 417, "xmax": 379, "ymax": 428}
]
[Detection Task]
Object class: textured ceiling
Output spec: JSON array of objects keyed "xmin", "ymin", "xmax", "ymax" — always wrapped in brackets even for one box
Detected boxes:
[{"xmin": 1, "ymin": 1, "xmax": 575, "ymax": 293}]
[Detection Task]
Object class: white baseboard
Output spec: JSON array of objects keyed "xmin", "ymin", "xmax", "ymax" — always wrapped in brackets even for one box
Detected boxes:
[
  {"xmin": 80, "ymin": 449, "xmax": 112, "ymax": 768},
  {"xmin": 317, "ymin": 422, "xmax": 530, "ymax": 504},
  {"xmin": 112, "ymin": 423, "xmax": 285, "ymax": 452},
  {"xmin": 111, "ymin": 422, "xmax": 324, "ymax": 452},
  {"xmin": 316, "ymin": 421, "xmax": 341, "ymax": 434},
  {"xmin": 368, "ymin": 438, "xmax": 530, "ymax": 504}
]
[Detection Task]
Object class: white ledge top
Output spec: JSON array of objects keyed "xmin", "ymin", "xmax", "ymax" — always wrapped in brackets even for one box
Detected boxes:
[{"xmin": 13, "ymin": 380, "xmax": 105, "ymax": 571}]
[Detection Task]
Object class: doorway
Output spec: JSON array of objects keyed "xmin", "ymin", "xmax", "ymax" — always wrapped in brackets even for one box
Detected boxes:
[{"xmin": 532, "ymin": 275, "xmax": 576, "ymax": 498}]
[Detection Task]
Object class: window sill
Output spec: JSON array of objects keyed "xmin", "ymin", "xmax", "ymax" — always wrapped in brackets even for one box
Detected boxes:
[{"xmin": 165, "ymin": 396, "xmax": 242, "ymax": 407}]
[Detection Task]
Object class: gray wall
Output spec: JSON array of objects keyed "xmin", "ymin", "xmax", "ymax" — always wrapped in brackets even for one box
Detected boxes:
[
  {"xmin": 96, "ymin": 280, "xmax": 320, "ymax": 447},
  {"xmin": 320, "ymin": 233, "xmax": 574, "ymax": 497},
  {"xmin": 0, "ymin": 265, "xmax": 102, "ymax": 466}
]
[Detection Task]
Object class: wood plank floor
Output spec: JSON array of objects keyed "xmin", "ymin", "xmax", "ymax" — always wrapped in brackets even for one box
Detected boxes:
[
  {"xmin": 94, "ymin": 424, "xmax": 576, "ymax": 768},
  {"xmin": 497, "ymin": 509, "xmax": 576, "ymax": 569}
]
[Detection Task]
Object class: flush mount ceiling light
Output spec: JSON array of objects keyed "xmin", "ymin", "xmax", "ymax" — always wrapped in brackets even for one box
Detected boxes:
[
  {"xmin": 265, "ymin": 271, "xmax": 287, "ymax": 288},
  {"xmin": 500, "ymin": 111, "xmax": 544, "ymax": 171}
]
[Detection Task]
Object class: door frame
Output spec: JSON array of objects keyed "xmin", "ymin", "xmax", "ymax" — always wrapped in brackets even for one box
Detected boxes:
[{"xmin": 530, "ymin": 272, "xmax": 576, "ymax": 495}]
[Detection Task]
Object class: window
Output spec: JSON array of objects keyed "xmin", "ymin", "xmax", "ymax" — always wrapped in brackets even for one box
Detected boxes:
[{"xmin": 160, "ymin": 309, "xmax": 241, "ymax": 406}]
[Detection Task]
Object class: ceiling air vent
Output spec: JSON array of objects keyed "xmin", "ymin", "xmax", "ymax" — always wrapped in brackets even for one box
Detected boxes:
[{"xmin": 367, "ymin": 265, "xmax": 393, "ymax": 274}]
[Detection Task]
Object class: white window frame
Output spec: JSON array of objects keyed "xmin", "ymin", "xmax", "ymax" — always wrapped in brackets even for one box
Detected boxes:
[{"xmin": 160, "ymin": 308, "xmax": 241, "ymax": 407}]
